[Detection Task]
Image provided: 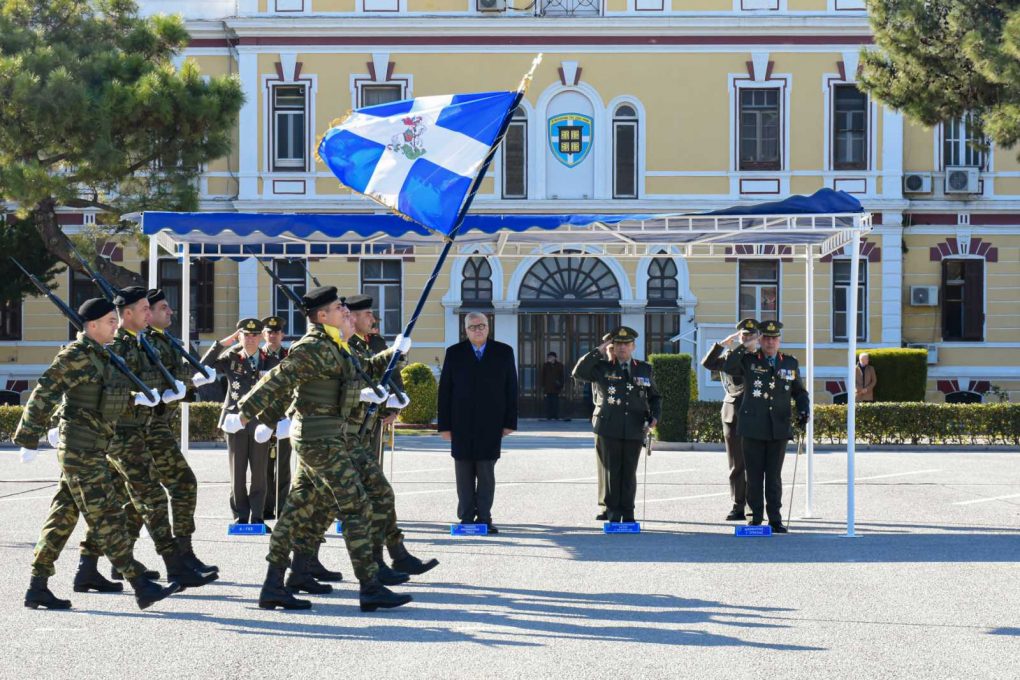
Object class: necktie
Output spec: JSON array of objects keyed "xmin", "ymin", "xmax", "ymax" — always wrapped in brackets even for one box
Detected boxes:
[
  {"xmin": 621, "ymin": 362, "xmax": 630, "ymax": 380},
  {"xmin": 475, "ymin": 348, "xmax": 483, "ymax": 361},
  {"xmin": 768, "ymin": 355, "xmax": 776, "ymax": 370}
]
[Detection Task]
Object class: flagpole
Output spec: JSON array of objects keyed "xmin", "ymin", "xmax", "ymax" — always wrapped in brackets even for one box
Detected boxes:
[{"xmin": 360, "ymin": 58, "xmax": 538, "ymax": 434}]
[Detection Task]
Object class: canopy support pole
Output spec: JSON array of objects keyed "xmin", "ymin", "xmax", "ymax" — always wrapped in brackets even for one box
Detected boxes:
[
  {"xmin": 845, "ymin": 229, "xmax": 862, "ymax": 537},
  {"xmin": 181, "ymin": 243, "xmax": 191, "ymax": 456},
  {"xmin": 804, "ymin": 247, "xmax": 816, "ymax": 518}
]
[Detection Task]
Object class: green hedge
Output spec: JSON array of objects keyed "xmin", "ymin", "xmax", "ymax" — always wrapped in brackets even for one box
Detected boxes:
[
  {"xmin": 858, "ymin": 348, "xmax": 928, "ymax": 402},
  {"xmin": 398, "ymin": 362, "xmax": 438, "ymax": 426},
  {"xmin": 649, "ymin": 353, "xmax": 692, "ymax": 442},
  {"xmin": 686, "ymin": 401, "xmax": 1020, "ymax": 445}
]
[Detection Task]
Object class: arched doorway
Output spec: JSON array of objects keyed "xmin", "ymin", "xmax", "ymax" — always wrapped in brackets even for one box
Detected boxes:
[{"xmin": 516, "ymin": 256, "xmax": 621, "ymax": 418}]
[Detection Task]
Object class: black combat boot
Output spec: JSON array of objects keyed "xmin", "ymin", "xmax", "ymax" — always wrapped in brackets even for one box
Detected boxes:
[
  {"xmin": 129, "ymin": 575, "xmax": 180, "ymax": 610},
  {"xmin": 306, "ymin": 544, "xmax": 343, "ymax": 582},
  {"xmin": 112, "ymin": 565, "xmax": 160, "ymax": 581},
  {"xmin": 73, "ymin": 555, "xmax": 124, "ymax": 593},
  {"xmin": 259, "ymin": 564, "xmax": 312, "ymax": 610},
  {"xmin": 388, "ymin": 541, "xmax": 439, "ymax": 576},
  {"xmin": 359, "ymin": 576, "xmax": 413, "ymax": 613},
  {"xmin": 372, "ymin": 545, "xmax": 410, "ymax": 585},
  {"xmin": 177, "ymin": 535, "xmax": 218, "ymax": 576},
  {"xmin": 162, "ymin": 551, "xmax": 219, "ymax": 590},
  {"xmin": 24, "ymin": 576, "xmax": 72, "ymax": 610},
  {"xmin": 285, "ymin": 553, "xmax": 333, "ymax": 595}
]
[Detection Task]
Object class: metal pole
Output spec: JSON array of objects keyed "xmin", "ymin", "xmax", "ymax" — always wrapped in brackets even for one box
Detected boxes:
[
  {"xmin": 845, "ymin": 229, "xmax": 861, "ymax": 537},
  {"xmin": 181, "ymin": 243, "xmax": 191, "ymax": 456},
  {"xmin": 147, "ymin": 229, "xmax": 158, "ymax": 289},
  {"xmin": 805, "ymin": 247, "xmax": 816, "ymax": 518}
]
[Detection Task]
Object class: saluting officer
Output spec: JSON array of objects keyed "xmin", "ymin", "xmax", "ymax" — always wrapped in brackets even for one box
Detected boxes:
[
  {"xmin": 701, "ymin": 318, "xmax": 759, "ymax": 521},
  {"xmin": 261, "ymin": 315, "xmax": 292, "ymax": 520},
  {"xmin": 201, "ymin": 318, "xmax": 272, "ymax": 527},
  {"xmin": 592, "ymin": 332, "xmax": 613, "ymax": 521},
  {"xmin": 722, "ymin": 319, "xmax": 810, "ymax": 533},
  {"xmin": 573, "ymin": 326, "xmax": 661, "ymax": 523}
]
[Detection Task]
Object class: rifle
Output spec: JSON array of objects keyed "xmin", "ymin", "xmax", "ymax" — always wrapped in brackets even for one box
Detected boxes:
[
  {"xmin": 11, "ymin": 257, "xmax": 156, "ymax": 398},
  {"xmin": 67, "ymin": 243, "xmax": 179, "ymax": 390}
]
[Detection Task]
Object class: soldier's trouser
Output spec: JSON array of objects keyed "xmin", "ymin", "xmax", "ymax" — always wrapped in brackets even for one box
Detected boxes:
[
  {"xmin": 742, "ymin": 437, "xmax": 788, "ymax": 524},
  {"xmin": 268, "ymin": 437, "xmax": 377, "ymax": 582},
  {"xmin": 347, "ymin": 435, "xmax": 403, "ymax": 549},
  {"xmin": 145, "ymin": 416, "xmax": 199, "ymax": 538},
  {"xmin": 595, "ymin": 436, "xmax": 607, "ymax": 510},
  {"xmin": 265, "ymin": 438, "xmax": 292, "ymax": 518},
  {"xmin": 598, "ymin": 436, "xmax": 642, "ymax": 519},
  {"xmin": 454, "ymin": 458, "xmax": 497, "ymax": 524},
  {"xmin": 32, "ymin": 441, "xmax": 144, "ymax": 580},
  {"xmin": 227, "ymin": 420, "xmax": 270, "ymax": 523},
  {"xmin": 723, "ymin": 418, "xmax": 747, "ymax": 510}
]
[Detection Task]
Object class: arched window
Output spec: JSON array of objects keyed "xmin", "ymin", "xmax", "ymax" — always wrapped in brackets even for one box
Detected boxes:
[
  {"xmin": 461, "ymin": 257, "xmax": 493, "ymax": 306},
  {"xmin": 945, "ymin": 391, "xmax": 982, "ymax": 404},
  {"xmin": 613, "ymin": 104, "xmax": 638, "ymax": 199},
  {"xmin": 502, "ymin": 109, "xmax": 527, "ymax": 199},
  {"xmin": 519, "ymin": 256, "xmax": 620, "ymax": 308},
  {"xmin": 647, "ymin": 257, "xmax": 678, "ymax": 306},
  {"xmin": 646, "ymin": 256, "xmax": 679, "ymax": 354}
]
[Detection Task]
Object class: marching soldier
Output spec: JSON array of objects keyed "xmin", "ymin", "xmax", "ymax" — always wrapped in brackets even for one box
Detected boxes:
[
  {"xmin": 701, "ymin": 318, "xmax": 759, "ymax": 521},
  {"xmin": 261, "ymin": 315, "xmax": 292, "ymax": 520},
  {"xmin": 722, "ymin": 319, "xmax": 810, "ymax": 533},
  {"xmin": 201, "ymin": 317, "xmax": 272, "ymax": 528},
  {"xmin": 573, "ymin": 326, "xmax": 661, "ymax": 523},
  {"xmin": 237, "ymin": 285, "xmax": 412, "ymax": 612},
  {"xmin": 15, "ymin": 297, "xmax": 179, "ymax": 610}
]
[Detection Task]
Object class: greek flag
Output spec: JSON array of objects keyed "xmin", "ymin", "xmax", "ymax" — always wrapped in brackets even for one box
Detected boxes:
[{"xmin": 318, "ymin": 91, "xmax": 519, "ymax": 236}]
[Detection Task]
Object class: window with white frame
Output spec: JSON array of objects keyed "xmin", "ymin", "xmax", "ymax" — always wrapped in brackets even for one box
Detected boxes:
[
  {"xmin": 502, "ymin": 110, "xmax": 527, "ymax": 199},
  {"xmin": 361, "ymin": 259, "xmax": 402, "ymax": 340},
  {"xmin": 272, "ymin": 85, "xmax": 307, "ymax": 171},
  {"xmin": 833, "ymin": 85, "xmax": 868, "ymax": 170},
  {"xmin": 738, "ymin": 260, "xmax": 779, "ymax": 322},
  {"xmin": 832, "ymin": 259, "xmax": 866, "ymax": 341},
  {"xmin": 613, "ymin": 104, "xmax": 638, "ymax": 198},
  {"xmin": 944, "ymin": 114, "xmax": 987, "ymax": 169},
  {"xmin": 273, "ymin": 260, "xmax": 307, "ymax": 339},
  {"xmin": 739, "ymin": 88, "xmax": 781, "ymax": 171},
  {"xmin": 359, "ymin": 83, "xmax": 403, "ymax": 108},
  {"xmin": 0, "ymin": 297, "xmax": 21, "ymax": 341},
  {"xmin": 461, "ymin": 257, "xmax": 494, "ymax": 306}
]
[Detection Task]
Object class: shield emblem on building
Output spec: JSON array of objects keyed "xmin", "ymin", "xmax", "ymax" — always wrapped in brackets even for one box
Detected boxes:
[{"xmin": 548, "ymin": 113, "xmax": 593, "ymax": 168}]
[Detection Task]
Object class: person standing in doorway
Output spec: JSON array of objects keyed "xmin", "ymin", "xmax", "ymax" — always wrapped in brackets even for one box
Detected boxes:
[
  {"xmin": 856, "ymin": 352, "xmax": 877, "ymax": 403},
  {"xmin": 540, "ymin": 352, "xmax": 565, "ymax": 420}
]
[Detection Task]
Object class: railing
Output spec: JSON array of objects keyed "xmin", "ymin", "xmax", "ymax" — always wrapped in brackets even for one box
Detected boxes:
[{"xmin": 536, "ymin": 0, "xmax": 602, "ymax": 17}]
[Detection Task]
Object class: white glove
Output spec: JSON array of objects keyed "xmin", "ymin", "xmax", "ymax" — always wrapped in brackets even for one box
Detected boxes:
[
  {"xmin": 386, "ymin": 392, "xmax": 410, "ymax": 409},
  {"xmin": 254, "ymin": 423, "xmax": 274, "ymax": 444},
  {"xmin": 19, "ymin": 447, "xmax": 38, "ymax": 464},
  {"xmin": 133, "ymin": 390, "xmax": 161, "ymax": 408},
  {"xmin": 221, "ymin": 413, "xmax": 244, "ymax": 434},
  {"xmin": 392, "ymin": 334, "xmax": 412, "ymax": 355},
  {"xmin": 162, "ymin": 380, "xmax": 187, "ymax": 404},
  {"xmin": 191, "ymin": 368, "xmax": 216, "ymax": 387},
  {"xmin": 359, "ymin": 385, "xmax": 389, "ymax": 404},
  {"xmin": 47, "ymin": 428, "xmax": 59, "ymax": 448},
  {"xmin": 276, "ymin": 418, "xmax": 291, "ymax": 440}
]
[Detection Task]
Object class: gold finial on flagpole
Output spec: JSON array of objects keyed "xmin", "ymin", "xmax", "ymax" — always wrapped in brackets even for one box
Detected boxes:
[{"xmin": 517, "ymin": 53, "xmax": 543, "ymax": 94}]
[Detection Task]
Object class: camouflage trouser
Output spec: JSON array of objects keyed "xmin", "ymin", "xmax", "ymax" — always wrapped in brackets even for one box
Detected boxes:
[
  {"xmin": 143, "ymin": 416, "xmax": 199, "ymax": 538},
  {"xmin": 82, "ymin": 427, "xmax": 177, "ymax": 557},
  {"xmin": 268, "ymin": 436, "xmax": 377, "ymax": 582},
  {"xmin": 31, "ymin": 443, "xmax": 144, "ymax": 580}
]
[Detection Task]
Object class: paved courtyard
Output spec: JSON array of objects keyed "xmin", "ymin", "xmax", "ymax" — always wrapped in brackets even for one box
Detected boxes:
[{"xmin": 1, "ymin": 422, "xmax": 1017, "ymax": 679}]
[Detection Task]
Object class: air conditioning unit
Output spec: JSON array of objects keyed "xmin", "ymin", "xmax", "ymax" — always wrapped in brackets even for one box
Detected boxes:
[
  {"xmin": 903, "ymin": 173, "xmax": 932, "ymax": 194},
  {"xmin": 907, "ymin": 343, "xmax": 939, "ymax": 365},
  {"xmin": 477, "ymin": 0, "xmax": 505, "ymax": 11},
  {"xmin": 944, "ymin": 166, "xmax": 980, "ymax": 194},
  {"xmin": 909, "ymin": 285, "xmax": 938, "ymax": 306}
]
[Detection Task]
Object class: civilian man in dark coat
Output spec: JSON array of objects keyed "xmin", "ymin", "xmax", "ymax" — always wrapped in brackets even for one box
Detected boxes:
[
  {"xmin": 539, "ymin": 352, "xmax": 565, "ymax": 420},
  {"xmin": 438, "ymin": 312, "xmax": 518, "ymax": 534}
]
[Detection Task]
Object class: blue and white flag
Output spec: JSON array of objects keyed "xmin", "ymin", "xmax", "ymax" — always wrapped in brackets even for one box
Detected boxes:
[{"xmin": 318, "ymin": 91, "xmax": 520, "ymax": 236}]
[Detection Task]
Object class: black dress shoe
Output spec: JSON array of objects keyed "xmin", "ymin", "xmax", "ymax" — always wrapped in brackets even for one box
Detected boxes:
[
  {"xmin": 748, "ymin": 518, "xmax": 763, "ymax": 526},
  {"xmin": 595, "ymin": 511, "xmax": 608, "ymax": 521},
  {"xmin": 264, "ymin": 511, "xmax": 276, "ymax": 520},
  {"xmin": 725, "ymin": 509, "xmax": 745, "ymax": 521},
  {"xmin": 485, "ymin": 523, "xmax": 499, "ymax": 535},
  {"xmin": 622, "ymin": 516, "xmax": 636, "ymax": 523},
  {"xmin": 769, "ymin": 523, "xmax": 789, "ymax": 534}
]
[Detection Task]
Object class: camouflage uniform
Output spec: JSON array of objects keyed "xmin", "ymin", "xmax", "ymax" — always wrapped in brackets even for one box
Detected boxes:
[
  {"xmin": 349, "ymin": 332, "xmax": 403, "ymax": 465},
  {"xmin": 13, "ymin": 333, "xmax": 146, "ymax": 580}
]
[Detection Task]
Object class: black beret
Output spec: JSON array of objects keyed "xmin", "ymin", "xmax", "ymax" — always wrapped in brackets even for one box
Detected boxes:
[
  {"xmin": 146, "ymin": 288, "xmax": 166, "ymax": 305},
  {"xmin": 737, "ymin": 318, "xmax": 760, "ymax": 333},
  {"xmin": 262, "ymin": 315, "xmax": 285, "ymax": 332},
  {"xmin": 237, "ymin": 317, "xmax": 264, "ymax": 333},
  {"xmin": 301, "ymin": 285, "xmax": 339, "ymax": 311},
  {"xmin": 114, "ymin": 285, "xmax": 147, "ymax": 307},
  {"xmin": 760, "ymin": 319, "xmax": 784, "ymax": 337},
  {"xmin": 79, "ymin": 297, "xmax": 116, "ymax": 322},
  {"xmin": 344, "ymin": 294, "xmax": 373, "ymax": 312},
  {"xmin": 611, "ymin": 325, "xmax": 639, "ymax": 342}
]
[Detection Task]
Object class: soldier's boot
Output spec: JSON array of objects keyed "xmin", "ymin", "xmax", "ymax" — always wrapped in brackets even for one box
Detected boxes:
[
  {"xmin": 388, "ymin": 541, "xmax": 439, "ymax": 576},
  {"xmin": 177, "ymin": 535, "xmax": 219, "ymax": 576},
  {"xmin": 359, "ymin": 576, "xmax": 413, "ymax": 613},
  {"xmin": 306, "ymin": 544, "xmax": 343, "ymax": 582},
  {"xmin": 285, "ymin": 553, "xmax": 333, "ymax": 595},
  {"xmin": 24, "ymin": 576, "xmax": 72, "ymax": 610},
  {"xmin": 112, "ymin": 565, "xmax": 160, "ymax": 581},
  {"xmin": 162, "ymin": 551, "xmax": 219, "ymax": 590},
  {"xmin": 129, "ymin": 575, "xmax": 180, "ymax": 611},
  {"xmin": 372, "ymin": 546, "xmax": 410, "ymax": 585},
  {"xmin": 73, "ymin": 555, "xmax": 124, "ymax": 593},
  {"xmin": 259, "ymin": 564, "xmax": 312, "ymax": 610}
]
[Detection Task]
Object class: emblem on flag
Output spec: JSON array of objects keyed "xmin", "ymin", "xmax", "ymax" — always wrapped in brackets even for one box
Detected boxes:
[
  {"xmin": 388, "ymin": 116, "xmax": 428, "ymax": 160},
  {"xmin": 548, "ymin": 113, "xmax": 593, "ymax": 168}
]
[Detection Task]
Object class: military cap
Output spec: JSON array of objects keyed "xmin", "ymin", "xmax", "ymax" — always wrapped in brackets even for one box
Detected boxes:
[
  {"xmin": 301, "ymin": 285, "xmax": 339, "ymax": 311},
  {"xmin": 760, "ymin": 319, "xmax": 783, "ymax": 337},
  {"xmin": 113, "ymin": 285, "xmax": 147, "ymax": 307},
  {"xmin": 237, "ymin": 317, "xmax": 264, "ymax": 334},
  {"xmin": 737, "ymin": 318, "xmax": 760, "ymax": 333},
  {"xmin": 79, "ymin": 297, "xmax": 116, "ymax": 322},
  {"xmin": 262, "ymin": 315, "xmax": 286, "ymax": 332},
  {"xmin": 344, "ymin": 294, "xmax": 373, "ymax": 312},
  {"xmin": 610, "ymin": 325, "xmax": 639, "ymax": 343},
  {"xmin": 146, "ymin": 288, "xmax": 166, "ymax": 305}
]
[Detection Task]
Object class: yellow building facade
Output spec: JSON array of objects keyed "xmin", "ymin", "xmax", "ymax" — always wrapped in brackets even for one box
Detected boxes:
[{"xmin": 4, "ymin": 1, "xmax": 1019, "ymax": 416}]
